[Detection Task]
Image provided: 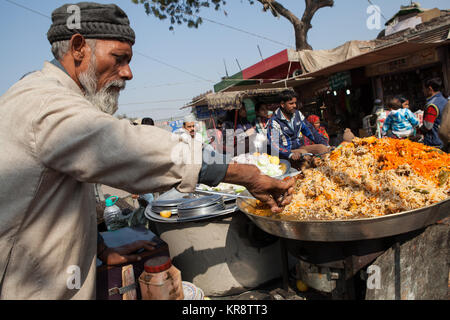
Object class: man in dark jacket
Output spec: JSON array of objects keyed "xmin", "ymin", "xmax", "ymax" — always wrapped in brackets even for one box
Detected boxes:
[{"xmin": 267, "ymin": 90, "xmax": 329, "ymax": 168}]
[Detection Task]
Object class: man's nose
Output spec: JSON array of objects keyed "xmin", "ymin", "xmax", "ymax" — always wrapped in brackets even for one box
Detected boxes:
[{"xmin": 119, "ymin": 64, "xmax": 133, "ymax": 81}]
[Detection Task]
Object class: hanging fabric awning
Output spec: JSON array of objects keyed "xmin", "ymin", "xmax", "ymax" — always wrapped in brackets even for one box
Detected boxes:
[{"xmin": 186, "ymin": 88, "xmax": 295, "ymax": 110}]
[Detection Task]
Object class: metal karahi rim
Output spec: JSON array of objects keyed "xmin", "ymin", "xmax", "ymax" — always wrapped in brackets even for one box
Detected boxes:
[{"xmin": 236, "ymin": 190, "xmax": 450, "ymax": 241}]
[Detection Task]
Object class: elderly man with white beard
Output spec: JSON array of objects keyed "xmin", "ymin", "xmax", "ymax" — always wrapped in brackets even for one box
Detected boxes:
[{"xmin": 0, "ymin": 3, "xmax": 294, "ymax": 299}]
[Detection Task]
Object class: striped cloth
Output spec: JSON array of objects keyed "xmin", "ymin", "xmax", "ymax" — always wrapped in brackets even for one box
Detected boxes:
[{"xmin": 382, "ymin": 108, "xmax": 419, "ymax": 138}]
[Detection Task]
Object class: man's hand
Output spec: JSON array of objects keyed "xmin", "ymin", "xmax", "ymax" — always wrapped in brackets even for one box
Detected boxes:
[
  {"xmin": 99, "ymin": 240, "xmax": 157, "ymax": 266},
  {"xmin": 246, "ymin": 174, "xmax": 295, "ymax": 213},
  {"xmin": 223, "ymin": 164, "xmax": 295, "ymax": 213},
  {"xmin": 290, "ymin": 152, "xmax": 302, "ymax": 161}
]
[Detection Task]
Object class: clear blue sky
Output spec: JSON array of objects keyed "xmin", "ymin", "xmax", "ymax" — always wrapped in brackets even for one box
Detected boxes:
[{"xmin": 0, "ymin": 0, "xmax": 448, "ymax": 120}]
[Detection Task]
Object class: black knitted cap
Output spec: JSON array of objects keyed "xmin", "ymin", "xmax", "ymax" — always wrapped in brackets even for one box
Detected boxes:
[{"xmin": 47, "ymin": 2, "xmax": 135, "ymax": 45}]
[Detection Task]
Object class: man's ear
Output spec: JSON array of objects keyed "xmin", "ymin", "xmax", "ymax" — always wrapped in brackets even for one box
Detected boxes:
[{"xmin": 69, "ymin": 34, "xmax": 88, "ymax": 63}]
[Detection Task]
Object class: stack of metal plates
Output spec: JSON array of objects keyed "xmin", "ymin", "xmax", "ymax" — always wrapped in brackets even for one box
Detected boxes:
[
  {"xmin": 146, "ymin": 188, "xmax": 238, "ymax": 223},
  {"xmin": 177, "ymin": 195, "xmax": 225, "ymax": 218},
  {"xmin": 150, "ymin": 188, "xmax": 203, "ymax": 215}
]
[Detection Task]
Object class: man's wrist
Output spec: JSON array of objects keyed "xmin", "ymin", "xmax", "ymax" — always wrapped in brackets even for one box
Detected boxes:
[
  {"xmin": 198, "ymin": 161, "xmax": 229, "ymax": 187},
  {"xmin": 98, "ymin": 244, "xmax": 110, "ymax": 263},
  {"xmin": 223, "ymin": 163, "xmax": 260, "ymax": 188}
]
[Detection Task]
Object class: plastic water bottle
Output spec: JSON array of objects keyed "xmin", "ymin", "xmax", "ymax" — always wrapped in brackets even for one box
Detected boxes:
[{"xmin": 103, "ymin": 196, "xmax": 126, "ymax": 231}]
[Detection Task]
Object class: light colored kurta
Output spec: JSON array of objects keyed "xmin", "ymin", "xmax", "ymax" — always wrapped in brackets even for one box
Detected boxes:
[{"xmin": 0, "ymin": 62, "xmax": 202, "ymax": 299}]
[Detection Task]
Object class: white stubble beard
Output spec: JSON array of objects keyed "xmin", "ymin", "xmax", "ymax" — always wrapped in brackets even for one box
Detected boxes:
[{"xmin": 78, "ymin": 53, "xmax": 126, "ymax": 115}]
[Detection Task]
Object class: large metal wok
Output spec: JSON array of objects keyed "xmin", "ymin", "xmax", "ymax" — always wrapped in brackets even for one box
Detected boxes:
[{"xmin": 236, "ymin": 191, "xmax": 450, "ymax": 242}]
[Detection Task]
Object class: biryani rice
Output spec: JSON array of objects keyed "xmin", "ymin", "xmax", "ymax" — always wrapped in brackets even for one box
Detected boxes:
[{"xmin": 278, "ymin": 137, "xmax": 450, "ymax": 221}]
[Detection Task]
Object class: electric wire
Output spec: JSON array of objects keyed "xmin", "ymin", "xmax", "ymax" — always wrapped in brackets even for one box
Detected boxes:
[{"xmin": 193, "ymin": 14, "xmax": 292, "ymax": 48}]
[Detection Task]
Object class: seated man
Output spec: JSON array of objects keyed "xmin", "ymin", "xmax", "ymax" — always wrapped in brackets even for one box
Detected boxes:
[{"xmin": 267, "ymin": 90, "xmax": 329, "ymax": 169}]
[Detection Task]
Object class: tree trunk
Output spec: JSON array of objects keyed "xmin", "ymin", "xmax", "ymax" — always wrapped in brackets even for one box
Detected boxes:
[{"xmin": 294, "ymin": 21, "xmax": 312, "ymax": 51}]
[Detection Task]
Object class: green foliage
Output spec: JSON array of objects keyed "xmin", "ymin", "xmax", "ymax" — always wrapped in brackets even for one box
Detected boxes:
[{"xmin": 131, "ymin": 0, "xmax": 251, "ymax": 30}]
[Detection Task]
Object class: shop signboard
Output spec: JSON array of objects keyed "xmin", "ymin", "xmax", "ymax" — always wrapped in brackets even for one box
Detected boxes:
[
  {"xmin": 195, "ymin": 105, "xmax": 227, "ymax": 120},
  {"xmin": 365, "ymin": 48, "xmax": 439, "ymax": 77},
  {"xmin": 329, "ymin": 71, "xmax": 352, "ymax": 90}
]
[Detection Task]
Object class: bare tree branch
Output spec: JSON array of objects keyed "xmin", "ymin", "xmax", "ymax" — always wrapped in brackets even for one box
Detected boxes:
[
  {"xmin": 257, "ymin": 0, "xmax": 301, "ymax": 26},
  {"xmin": 133, "ymin": 0, "xmax": 334, "ymax": 51},
  {"xmin": 301, "ymin": 0, "xmax": 334, "ymax": 35}
]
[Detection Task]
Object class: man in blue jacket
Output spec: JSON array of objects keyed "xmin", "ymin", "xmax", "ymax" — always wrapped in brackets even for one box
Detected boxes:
[
  {"xmin": 268, "ymin": 90, "xmax": 329, "ymax": 168},
  {"xmin": 421, "ymin": 78, "xmax": 447, "ymax": 149}
]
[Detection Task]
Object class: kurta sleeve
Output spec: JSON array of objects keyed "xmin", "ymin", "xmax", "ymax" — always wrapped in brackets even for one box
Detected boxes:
[{"xmin": 32, "ymin": 91, "xmax": 202, "ymax": 195}]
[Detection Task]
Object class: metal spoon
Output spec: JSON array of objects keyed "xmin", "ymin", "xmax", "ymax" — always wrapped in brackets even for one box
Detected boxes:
[{"xmin": 195, "ymin": 190, "xmax": 256, "ymax": 200}]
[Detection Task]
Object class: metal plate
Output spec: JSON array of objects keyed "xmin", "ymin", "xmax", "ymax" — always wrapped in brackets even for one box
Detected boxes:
[
  {"xmin": 177, "ymin": 195, "xmax": 223, "ymax": 209},
  {"xmin": 152, "ymin": 189, "xmax": 199, "ymax": 208},
  {"xmin": 178, "ymin": 202, "xmax": 226, "ymax": 218},
  {"xmin": 151, "ymin": 199, "xmax": 188, "ymax": 207},
  {"xmin": 236, "ymin": 191, "xmax": 450, "ymax": 242}
]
